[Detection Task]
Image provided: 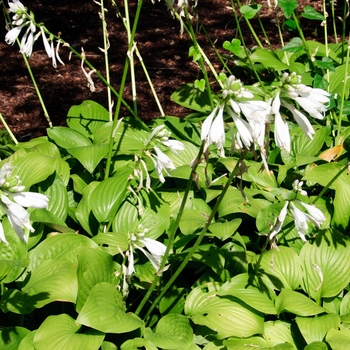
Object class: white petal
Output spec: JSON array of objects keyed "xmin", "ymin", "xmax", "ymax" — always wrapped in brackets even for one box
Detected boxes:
[
  {"xmin": 201, "ymin": 107, "xmax": 217, "ymax": 141},
  {"xmin": 274, "ymin": 112, "xmax": 290, "ymax": 153},
  {"xmin": 40, "ymin": 27, "xmax": 52, "ymax": 58},
  {"xmin": 136, "ymin": 245, "xmax": 162, "ymax": 271},
  {"xmin": 209, "ymin": 106, "xmax": 225, "ymax": 149},
  {"xmin": 297, "ymin": 201, "xmax": 326, "ymax": 227},
  {"xmin": 12, "ymin": 192, "xmax": 49, "ymax": 208},
  {"xmin": 127, "ymin": 247, "xmax": 135, "ymax": 276},
  {"xmin": 0, "ymin": 222, "xmax": 9, "ymax": 246},
  {"xmin": 140, "ymin": 237, "xmax": 167, "ymax": 256}
]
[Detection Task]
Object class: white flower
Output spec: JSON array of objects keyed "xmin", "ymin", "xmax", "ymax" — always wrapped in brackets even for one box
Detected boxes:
[
  {"xmin": 11, "ymin": 192, "xmax": 49, "ymax": 208},
  {"xmin": 272, "ymin": 93, "xmax": 291, "ymax": 152},
  {"xmin": 161, "ymin": 139, "xmax": 185, "ymax": 155},
  {"xmin": 40, "ymin": 26, "xmax": 53, "ymax": 58},
  {"xmin": 201, "ymin": 105, "xmax": 226, "ymax": 155},
  {"xmin": 296, "ymin": 200, "xmax": 326, "ymax": 228},
  {"xmin": 5, "ymin": 23, "xmax": 26, "ymax": 45},
  {"xmin": 127, "ymin": 234, "xmax": 167, "ymax": 276},
  {"xmin": 152, "ymin": 146, "xmax": 176, "ymax": 183},
  {"xmin": 2, "ymin": 195, "xmax": 34, "ymax": 242},
  {"xmin": 227, "ymin": 107, "xmax": 253, "ymax": 149},
  {"xmin": 269, "ymin": 201, "xmax": 288, "ymax": 241},
  {"xmin": 0, "ymin": 222, "xmax": 8, "ymax": 245},
  {"xmin": 293, "ymin": 180, "xmax": 307, "ymax": 196}
]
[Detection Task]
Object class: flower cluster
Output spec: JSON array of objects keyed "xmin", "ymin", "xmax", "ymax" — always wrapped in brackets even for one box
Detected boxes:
[
  {"xmin": 5, "ymin": 0, "xmax": 64, "ymax": 66},
  {"xmin": 269, "ymin": 181, "xmax": 326, "ymax": 243},
  {"xmin": 271, "ymin": 72, "xmax": 330, "ymax": 152},
  {"xmin": 0, "ymin": 163, "xmax": 49, "ymax": 245}
]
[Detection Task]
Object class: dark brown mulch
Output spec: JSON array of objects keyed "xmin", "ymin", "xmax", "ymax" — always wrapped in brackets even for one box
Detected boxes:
[{"xmin": 0, "ymin": 0, "xmax": 346, "ymax": 140}]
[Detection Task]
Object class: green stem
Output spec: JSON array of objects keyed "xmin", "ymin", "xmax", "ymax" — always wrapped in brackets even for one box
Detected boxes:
[
  {"xmin": 124, "ymin": 0, "xmax": 138, "ymax": 115},
  {"xmin": 341, "ymin": 0, "xmax": 347, "ymax": 64},
  {"xmin": 292, "ymin": 12, "xmax": 315, "ymax": 70},
  {"xmin": 312, "ymin": 163, "xmax": 348, "ymax": 205},
  {"xmin": 322, "ymin": 0, "xmax": 330, "ymax": 85},
  {"xmin": 0, "ymin": 113, "xmax": 18, "ymax": 144},
  {"xmin": 104, "ymin": 0, "xmax": 146, "ymax": 180},
  {"xmin": 135, "ymin": 143, "xmax": 204, "ymax": 317},
  {"xmin": 233, "ymin": 0, "xmax": 264, "ymax": 49},
  {"xmin": 142, "ymin": 150, "xmax": 248, "ymax": 322},
  {"xmin": 337, "ymin": 34, "xmax": 350, "ymax": 136},
  {"xmin": 330, "ymin": 0, "xmax": 338, "ymax": 44},
  {"xmin": 185, "ymin": 7, "xmax": 214, "ymax": 109},
  {"xmin": 99, "ymin": 0, "xmax": 113, "ymax": 121}
]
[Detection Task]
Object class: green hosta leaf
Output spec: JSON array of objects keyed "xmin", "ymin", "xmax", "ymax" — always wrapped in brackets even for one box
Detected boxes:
[
  {"xmin": 18, "ymin": 331, "xmax": 36, "ymax": 350},
  {"xmin": 275, "ymin": 290, "xmax": 325, "ymax": 316},
  {"xmin": 121, "ymin": 339, "xmax": 157, "ymax": 350},
  {"xmin": 300, "ymin": 229, "xmax": 350, "ymax": 301},
  {"xmin": 90, "ymin": 167, "xmax": 132, "ymax": 222},
  {"xmin": 218, "ymin": 273, "xmax": 276, "ymax": 314},
  {"xmin": 340, "ymin": 290, "xmax": 350, "ymax": 315},
  {"xmin": 42, "ymin": 176, "xmax": 68, "ymax": 221},
  {"xmin": 0, "ymin": 219, "xmax": 28, "ymax": 283},
  {"xmin": 67, "ymin": 100, "xmax": 110, "ymax": 136},
  {"xmin": 76, "ymin": 248, "xmax": 118, "ymax": 312},
  {"xmin": 92, "ymin": 232, "xmax": 129, "ymax": 255},
  {"xmin": 293, "ymin": 126, "xmax": 326, "ymax": 160},
  {"xmin": 68, "ymin": 144, "xmax": 109, "ymax": 173},
  {"xmin": 303, "ymin": 163, "xmax": 350, "ymax": 229},
  {"xmin": 279, "ymin": 0, "xmax": 298, "ymax": 18},
  {"xmin": 185, "ymin": 284, "xmax": 264, "ymax": 338},
  {"xmin": 164, "ymin": 116, "xmax": 201, "ymax": 146},
  {"xmin": 250, "ymin": 49, "xmax": 289, "ymax": 70},
  {"xmin": 301, "ymin": 6, "xmax": 325, "ymax": 21},
  {"xmin": 326, "ymin": 328, "xmax": 350, "ymax": 349},
  {"xmin": 208, "ymin": 219, "xmax": 242, "ymax": 241},
  {"xmin": 264, "ymin": 321, "xmax": 295, "ymax": 348},
  {"xmin": 30, "ymin": 209, "xmax": 75, "ymax": 233},
  {"xmin": 223, "ymin": 39, "xmax": 245, "ymax": 58},
  {"xmin": 283, "ymin": 37, "xmax": 304, "ymax": 53},
  {"xmin": 0, "ymin": 260, "xmax": 28, "ymax": 282},
  {"xmin": 11, "ymin": 152, "xmax": 56, "ymax": 189},
  {"xmin": 27, "ymin": 233, "xmax": 98, "ymax": 272},
  {"xmin": 75, "ymin": 181, "xmax": 100, "ymax": 235},
  {"xmin": 76, "ymin": 282, "xmax": 143, "ymax": 333},
  {"xmin": 34, "ymin": 314, "xmax": 104, "ymax": 350},
  {"xmin": 47, "ymin": 127, "xmax": 92, "ymax": 149},
  {"xmin": 296, "ymin": 314, "xmax": 340, "ymax": 344},
  {"xmin": 0, "ymin": 327, "xmax": 30, "ymax": 350},
  {"xmin": 171, "ymin": 83, "xmax": 212, "ymax": 113},
  {"xmin": 21, "ymin": 258, "xmax": 78, "ymax": 308},
  {"xmin": 113, "ymin": 124, "xmax": 148, "ymax": 154},
  {"xmin": 329, "ymin": 63, "xmax": 350, "ymax": 97},
  {"xmin": 179, "ymin": 208, "xmax": 207, "ymax": 235},
  {"xmin": 144, "ymin": 314, "xmax": 193, "ymax": 349},
  {"xmin": 258, "ymin": 246, "xmax": 302, "ymax": 291},
  {"xmin": 240, "ymin": 4, "xmax": 262, "ymax": 19},
  {"xmin": 304, "ymin": 342, "xmax": 328, "ymax": 350},
  {"xmin": 224, "ymin": 336, "xmax": 269, "ymax": 349},
  {"xmin": 159, "ymin": 288, "xmax": 187, "ymax": 315}
]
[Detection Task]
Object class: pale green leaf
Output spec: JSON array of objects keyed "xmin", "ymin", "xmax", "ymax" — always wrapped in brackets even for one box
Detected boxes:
[
  {"xmin": 208, "ymin": 219, "xmax": 242, "ymax": 241},
  {"xmin": 326, "ymin": 328, "xmax": 350, "ymax": 349},
  {"xmin": 218, "ymin": 273, "xmax": 276, "ymax": 314},
  {"xmin": 179, "ymin": 209, "xmax": 207, "ymax": 235},
  {"xmin": 304, "ymin": 342, "xmax": 328, "ymax": 350},
  {"xmin": 296, "ymin": 314, "xmax": 340, "ymax": 344},
  {"xmin": 92, "ymin": 232, "xmax": 129, "ymax": 255},
  {"xmin": 27, "ymin": 233, "xmax": 98, "ymax": 272},
  {"xmin": 121, "ymin": 338, "xmax": 157, "ymax": 350},
  {"xmin": 275, "ymin": 290, "xmax": 325, "ymax": 316},
  {"xmin": 47, "ymin": 127, "xmax": 92, "ymax": 149},
  {"xmin": 144, "ymin": 314, "xmax": 193, "ymax": 349},
  {"xmin": 34, "ymin": 314, "xmax": 104, "ymax": 350},
  {"xmin": 11, "ymin": 152, "xmax": 56, "ymax": 189},
  {"xmin": 0, "ymin": 327, "xmax": 30, "ymax": 350},
  {"xmin": 21, "ymin": 258, "xmax": 78, "ymax": 308},
  {"xmin": 67, "ymin": 100, "xmax": 110, "ymax": 136},
  {"xmin": 30, "ymin": 209, "xmax": 75, "ymax": 233},
  {"xmin": 185, "ymin": 285, "xmax": 264, "ymax": 338},
  {"xmin": 250, "ymin": 49, "xmax": 289, "ymax": 70},
  {"xmin": 300, "ymin": 228, "xmax": 350, "ymax": 301},
  {"xmin": 91, "ymin": 167, "xmax": 132, "ymax": 222},
  {"xmin": 258, "ymin": 246, "xmax": 302, "ymax": 291},
  {"xmin": 264, "ymin": 321, "xmax": 295, "ymax": 347},
  {"xmin": 76, "ymin": 248, "xmax": 118, "ymax": 312},
  {"xmin": 68, "ymin": 144, "xmax": 109, "ymax": 173},
  {"xmin": 76, "ymin": 282, "xmax": 143, "ymax": 333},
  {"xmin": 18, "ymin": 331, "xmax": 36, "ymax": 350}
]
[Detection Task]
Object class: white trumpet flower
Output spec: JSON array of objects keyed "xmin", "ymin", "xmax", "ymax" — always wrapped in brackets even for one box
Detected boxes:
[{"xmin": 152, "ymin": 146, "xmax": 176, "ymax": 183}]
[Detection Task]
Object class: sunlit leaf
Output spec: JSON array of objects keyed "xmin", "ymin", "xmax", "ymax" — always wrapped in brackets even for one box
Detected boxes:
[
  {"xmin": 144, "ymin": 314, "xmax": 193, "ymax": 349},
  {"xmin": 76, "ymin": 282, "xmax": 143, "ymax": 333},
  {"xmin": 278, "ymin": 0, "xmax": 298, "ymax": 18},
  {"xmin": 0, "ymin": 327, "xmax": 30, "ymax": 350},
  {"xmin": 250, "ymin": 49, "xmax": 289, "ymax": 70},
  {"xmin": 34, "ymin": 314, "xmax": 104, "ymax": 350},
  {"xmin": 300, "ymin": 229, "xmax": 350, "ymax": 301}
]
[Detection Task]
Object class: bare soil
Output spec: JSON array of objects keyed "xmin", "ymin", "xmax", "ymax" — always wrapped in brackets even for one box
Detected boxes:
[{"xmin": 0, "ymin": 0, "xmax": 346, "ymax": 140}]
